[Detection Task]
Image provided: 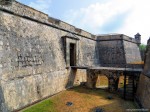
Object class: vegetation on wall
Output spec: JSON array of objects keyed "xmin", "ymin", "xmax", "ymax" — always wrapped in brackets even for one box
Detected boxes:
[
  {"xmin": 139, "ymin": 44, "xmax": 147, "ymax": 51},
  {"xmin": 139, "ymin": 44, "xmax": 147, "ymax": 61}
]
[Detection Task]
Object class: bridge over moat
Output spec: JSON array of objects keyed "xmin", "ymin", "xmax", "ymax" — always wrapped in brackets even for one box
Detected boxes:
[
  {"xmin": 87, "ymin": 66, "xmax": 142, "ymax": 99},
  {"xmin": 70, "ymin": 33, "xmax": 143, "ymax": 100},
  {"xmin": 71, "ymin": 65, "xmax": 143, "ymax": 100}
]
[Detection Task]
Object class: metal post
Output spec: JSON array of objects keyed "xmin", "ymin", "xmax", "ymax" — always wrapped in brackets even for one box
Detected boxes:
[
  {"xmin": 133, "ymin": 73, "xmax": 135, "ymax": 100},
  {"xmin": 124, "ymin": 72, "xmax": 126, "ymax": 100}
]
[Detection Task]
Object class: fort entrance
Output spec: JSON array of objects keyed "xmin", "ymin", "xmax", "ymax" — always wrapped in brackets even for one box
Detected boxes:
[{"xmin": 70, "ymin": 43, "xmax": 76, "ymax": 66}]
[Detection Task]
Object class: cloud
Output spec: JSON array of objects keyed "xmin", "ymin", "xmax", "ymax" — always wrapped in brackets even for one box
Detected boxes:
[
  {"xmin": 64, "ymin": 0, "xmax": 150, "ymax": 44},
  {"xmin": 64, "ymin": 0, "xmax": 132, "ymax": 33},
  {"xmin": 29, "ymin": 0, "xmax": 51, "ymax": 15},
  {"xmin": 117, "ymin": 0, "xmax": 150, "ymax": 44},
  {"xmin": 101, "ymin": 12, "xmax": 130, "ymax": 33}
]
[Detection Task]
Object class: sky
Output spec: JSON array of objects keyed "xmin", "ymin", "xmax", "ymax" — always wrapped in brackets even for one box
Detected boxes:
[{"xmin": 17, "ymin": 0, "xmax": 150, "ymax": 44}]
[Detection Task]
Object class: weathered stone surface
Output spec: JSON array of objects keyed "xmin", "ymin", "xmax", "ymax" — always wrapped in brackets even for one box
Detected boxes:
[
  {"xmin": 143, "ymin": 41, "xmax": 150, "ymax": 77},
  {"xmin": 136, "ymin": 75, "xmax": 150, "ymax": 109},
  {"xmin": 136, "ymin": 40, "xmax": 150, "ymax": 109},
  {"xmin": 123, "ymin": 40, "xmax": 141, "ymax": 64},
  {"xmin": 98, "ymin": 40, "xmax": 125, "ymax": 67},
  {"xmin": 0, "ymin": 1, "xmax": 143, "ymax": 112},
  {"xmin": 0, "ymin": 6, "xmax": 91, "ymax": 111},
  {"xmin": 97, "ymin": 34, "xmax": 142, "ymax": 67}
]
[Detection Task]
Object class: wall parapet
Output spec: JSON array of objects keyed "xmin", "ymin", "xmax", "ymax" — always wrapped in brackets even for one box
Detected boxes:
[
  {"xmin": 97, "ymin": 34, "xmax": 140, "ymax": 44},
  {"xmin": 0, "ymin": 1, "xmax": 96, "ymax": 40},
  {"xmin": 0, "ymin": 1, "xmax": 48, "ymax": 22}
]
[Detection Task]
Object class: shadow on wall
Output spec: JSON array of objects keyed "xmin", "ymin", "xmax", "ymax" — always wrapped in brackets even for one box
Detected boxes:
[
  {"xmin": 94, "ymin": 41, "xmax": 101, "ymax": 66},
  {"xmin": 0, "ymin": 84, "xmax": 9, "ymax": 112},
  {"xmin": 61, "ymin": 37, "xmax": 66, "ymax": 63},
  {"xmin": 65, "ymin": 68, "xmax": 77, "ymax": 89}
]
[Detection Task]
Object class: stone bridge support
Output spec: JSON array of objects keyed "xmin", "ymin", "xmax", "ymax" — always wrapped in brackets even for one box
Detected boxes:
[
  {"xmin": 86, "ymin": 69, "xmax": 121, "ymax": 92},
  {"xmin": 86, "ymin": 69, "xmax": 98, "ymax": 88}
]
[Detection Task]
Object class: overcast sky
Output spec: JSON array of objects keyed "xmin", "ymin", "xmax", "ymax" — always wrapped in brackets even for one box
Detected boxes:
[{"xmin": 17, "ymin": 0, "xmax": 150, "ymax": 44}]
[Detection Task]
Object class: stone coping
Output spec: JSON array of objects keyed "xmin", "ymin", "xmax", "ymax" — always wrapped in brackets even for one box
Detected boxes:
[
  {"xmin": 0, "ymin": 1, "xmax": 96, "ymax": 39},
  {"xmin": 97, "ymin": 34, "xmax": 139, "ymax": 44},
  {"xmin": 0, "ymin": 1, "xmax": 140, "ymax": 42},
  {"xmin": 68, "ymin": 66, "xmax": 143, "ymax": 72},
  {"xmin": 88, "ymin": 67, "xmax": 143, "ymax": 72}
]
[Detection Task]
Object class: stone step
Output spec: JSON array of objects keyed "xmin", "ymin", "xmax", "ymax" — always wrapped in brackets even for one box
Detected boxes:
[
  {"xmin": 128, "ymin": 80, "xmax": 133, "ymax": 83},
  {"xmin": 125, "ymin": 96, "xmax": 134, "ymax": 100},
  {"xmin": 126, "ymin": 93, "xmax": 133, "ymax": 97},
  {"xmin": 126, "ymin": 85, "xmax": 133, "ymax": 87},
  {"xmin": 126, "ymin": 91, "xmax": 133, "ymax": 94}
]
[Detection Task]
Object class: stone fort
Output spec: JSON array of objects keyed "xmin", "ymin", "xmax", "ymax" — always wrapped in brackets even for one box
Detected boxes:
[{"xmin": 0, "ymin": 1, "xmax": 150, "ymax": 112}]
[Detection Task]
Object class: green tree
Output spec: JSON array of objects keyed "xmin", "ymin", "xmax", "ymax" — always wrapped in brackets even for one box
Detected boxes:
[
  {"xmin": 139, "ymin": 44, "xmax": 147, "ymax": 51},
  {"xmin": 139, "ymin": 44, "xmax": 147, "ymax": 61}
]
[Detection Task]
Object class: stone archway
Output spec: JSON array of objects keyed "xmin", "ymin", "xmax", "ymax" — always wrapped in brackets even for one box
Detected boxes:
[
  {"xmin": 86, "ymin": 69, "xmax": 121, "ymax": 92},
  {"xmin": 96, "ymin": 75, "xmax": 109, "ymax": 89}
]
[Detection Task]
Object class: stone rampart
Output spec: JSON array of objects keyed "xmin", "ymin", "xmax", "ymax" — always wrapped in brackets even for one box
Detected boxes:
[
  {"xmin": 97, "ymin": 34, "xmax": 142, "ymax": 67},
  {"xmin": 0, "ymin": 2, "xmax": 98, "ymax": 111},
  {"xmin": 136, "ymin": 39, "xmax": 150, "ymax": 109},
  {"xmin": 0, "ymin": 1, "xmax": 142, "ymax": 111}
]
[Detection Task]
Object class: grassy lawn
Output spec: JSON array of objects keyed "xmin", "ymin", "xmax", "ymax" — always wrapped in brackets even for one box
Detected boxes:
[
  {"xmin": 22, "ymin": 86, "xmax": 137, "ymax": 112},
  {"xmin": 22, "ymin": 99, "xmax": 56, "ymax": 112}
]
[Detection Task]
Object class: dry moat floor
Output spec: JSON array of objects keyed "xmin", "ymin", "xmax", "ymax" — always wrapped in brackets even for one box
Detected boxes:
[{"xmin": 22, "ymin": 86, "xmax": 136, "ymax": 112}]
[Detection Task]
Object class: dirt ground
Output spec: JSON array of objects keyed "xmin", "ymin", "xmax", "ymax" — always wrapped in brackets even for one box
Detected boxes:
[
  {"xmin": 23, "ymin": 76, "xmax": 136, "ymax": 112},
  {"xmin": 50, "ymin": 86, "xmax": 136, "ymax": 112}
]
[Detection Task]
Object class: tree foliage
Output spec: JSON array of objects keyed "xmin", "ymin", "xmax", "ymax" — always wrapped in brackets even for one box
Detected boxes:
[{"xmin": 139, "ymin": 44, "xmax": 147, "ymax": 51}]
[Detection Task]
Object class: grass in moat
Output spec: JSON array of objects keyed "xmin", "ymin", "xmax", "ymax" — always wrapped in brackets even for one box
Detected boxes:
[
  {"xmin": 22, "ymin": 86, "xmax": 137, "ymax": 112},
  {"xmin": 22, "ymin": 99, "xmax": 56, "ymax": 112}
]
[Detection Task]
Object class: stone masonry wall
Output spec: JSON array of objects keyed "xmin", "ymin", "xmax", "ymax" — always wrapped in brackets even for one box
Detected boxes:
[
  {"xmin": 136, "ymin": 40, "xmax": 150, "ymax": 109},
  {"xmin": 98, "ymin": 40, "xmax": 125, "ymax": 67},
  {"xmin": 0, "ymin": 1, "xmax": 143, "ymax": 111},
  {"xmin": 136, "ymin": 75, "xmax": 150, "ymax": 109},
  {"xmin": 123, "ymin": 40, "xmax": 142, "ymax": 64},
  {"xmin": 79, "ymin": 37, "xmax": 99, "ymax": 66},
  {"xmin": 97, "ymin": 34, "xmax": 142, "ymax": 68},
  {"xmin": 0, "ymin": 2, "xmax": 98, "ymax": 111},
  {"xmin": 143, "ymin": 41, "xmax": 150, "ymax": 77}
]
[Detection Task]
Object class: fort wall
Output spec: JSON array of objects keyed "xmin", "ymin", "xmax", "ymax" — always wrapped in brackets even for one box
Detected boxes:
[
  {"xmin": 136, "ymin": 40, "xmax": 150, "ymax": 109},
  {"xmin": 0, "ymin": 1, "xmax": 144, "ymax": 111},
  {"xmin": 97, "ymin": 34, "xmax": 142, "ymax": 67},
  {"xmin": 0, "ymin": 2, "xmax": 99, "ymax": 111}
]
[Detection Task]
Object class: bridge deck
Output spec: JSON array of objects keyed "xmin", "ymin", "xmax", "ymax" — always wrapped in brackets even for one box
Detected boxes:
[
  {"xmin": 88, "ymin": 67, "xmax": 143, "ymax": 72},
  {"xmin": 71, "ymin": 66, "xmax": 143, "ymax": 100},
  {"xmin": 70, "ymin": 66, "xmax": 143, "ymax": 72}
]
